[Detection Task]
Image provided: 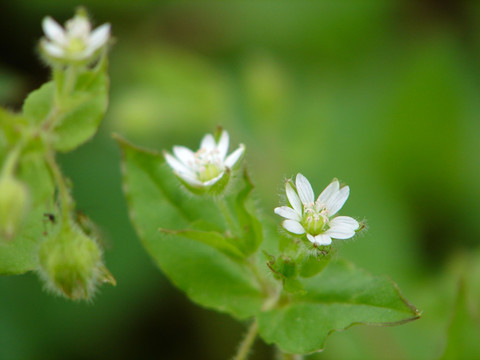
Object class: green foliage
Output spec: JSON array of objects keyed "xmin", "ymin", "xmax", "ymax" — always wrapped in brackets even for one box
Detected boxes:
[
  {"xmin": 118, "ymin": 134, "xmax": 420, "ymax": 353},
  {"xmin": 258, "ymin": 259, "xmax": 420, "ymax": 354},
  {"xmin": 116, "ymin": 136, "xmax": 265, "ymax": 319}
]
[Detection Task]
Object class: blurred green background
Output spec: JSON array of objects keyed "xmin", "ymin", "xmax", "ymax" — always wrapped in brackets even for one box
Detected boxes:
[{"xmin": 1, "ymin": 1, "xmax": 480, "ymax": 359}]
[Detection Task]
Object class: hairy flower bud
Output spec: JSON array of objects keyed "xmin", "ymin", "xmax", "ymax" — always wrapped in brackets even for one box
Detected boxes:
[
  {"xmin": 0, "ymin": 175, "xmax": 28, "ymax": 240},
  {"xmin": 38, "ymin": 223, "xmax": 103, "ymax": 300}
]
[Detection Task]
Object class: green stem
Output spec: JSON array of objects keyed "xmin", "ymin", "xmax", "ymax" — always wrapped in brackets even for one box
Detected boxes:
[
  {"xmin": 216, "ymin": 196, "xmax": 238, "ymax": 234},
  {"xmin": 46, "ymin": 151, "xmax": 72, "ymax": 221},
  {"xmin": 232, "ymin": 320, "xmax": 258, "ymax": 360},
  {"xmin": 1, "ymin": 145, "xmax": 22, "ymax": 177}
]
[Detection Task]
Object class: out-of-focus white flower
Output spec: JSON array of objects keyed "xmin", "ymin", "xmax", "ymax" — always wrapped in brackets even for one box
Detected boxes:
[
  {"xmin": 165, "ymin": 130, "xmax": 245, "ymax": 191},
  {"xmin": 40, "ymin": 11, "xmax": 110, "ymax": 63},
  {"xmin": 275, "ymin": 173, "xmax": 359, "ymax": 246}
]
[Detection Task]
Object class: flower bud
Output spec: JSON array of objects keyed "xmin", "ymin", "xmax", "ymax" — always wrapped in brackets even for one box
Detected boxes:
[
  {"xmin": 38, "ymin": 223, "xmax": 103, "ymax": 300},
  {"xmin": 0, "ymin": 175, "xmax": 28, "ymax": 240}
]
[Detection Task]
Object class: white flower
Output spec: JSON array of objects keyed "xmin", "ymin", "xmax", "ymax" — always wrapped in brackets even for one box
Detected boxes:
[
  {"xmin": 40, "ymin": 12, "xmax": 110, "ymax": 62},
  {"xmin": 275, "ymin": 173, "xmax": 359, "ymax": 246},
  {"xmin": 165, "ymin": 130, "xmax": 245, "ymax": 190}
]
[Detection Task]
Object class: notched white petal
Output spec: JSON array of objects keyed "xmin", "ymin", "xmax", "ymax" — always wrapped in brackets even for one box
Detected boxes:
[
  {"xmin": 42, "ymin": 42, "xmax": 65, "ymax": 57},
  {"xmin": 224, "ymin": 144, "xmax": 245, "ymax": 168},
  {"xmin": 274, "ymin": 206, "xmax": 301, "ymax": 221},
  {"xmin": 217, "ymin": 130, "xmax": 229, "ymax": 160},
  {"xmin": 200, "ymin": 133, "xmax": 216, "ymax": 151},
  {"xmin": 285, "ymin": 182, "xmax": 302, "ymax": 215},
  {"xmin": 176, "ymin": 172, "xmax": 203, "ymax": 187},
  {"xmin": 326, "ymin": 186, "xmax": 350, "ymax": 216},
  {"xmin": 326, "ymin": 216, "xmax": 358, "ymax": 239},
  {"xmin": 314, "ymin": 234, "xmax": 332, "ymax": 246},
  {"xmin": 296, "ymin": 173, "xmax": 314, "ymax": 204},
  {"xmin": 306, "ymin": 234, "xmax": 316, "ymax": 243},
  {"xmin": 282, "ymin": 220, "xmax": 305, "ymax": 235},
  {"xmin": 89, "ymin": 23, "xmax": 110, "ymax": 50},
  {"xmin": 42, "ymin": 17, "xmax": 67, "ymax": 44},
  {"xmin": 317, "ymin": 179, "xmax": 339, "ymax": 205},
  {"xmin": 173, "ymin": 146, "xmax": 196, "ymax": 167},
  {"xmin": 165, "ymin": 153, "xmax": 194, "ymax": 176},
  {"xmin": 330, "ymin": 216, "xmax": 359, "ymax": 229}
]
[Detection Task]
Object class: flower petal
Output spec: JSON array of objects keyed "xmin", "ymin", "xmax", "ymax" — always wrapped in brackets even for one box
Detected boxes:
[
  {"xmin": 200, "ymin": 133, "xmax": 216, "ymax": 151},
  {"xmin": 202, "ymin": 172, "xmax": 225, "ymax": 186},
  {"xmin": 42, "ymin": 42, "xmax": 65, "ymax": 57},
  {"xmin": 274, "ymin": 206, "xmax": 301, "ymax": 221},
  {"xmin": 165, "ymin": 152, "xmax": 196, "ymax": 177},
  {"xmin": 317, "ymin": 179, "xmax": 339, "ymax": 206},
  {"xmin": 224, "ymin": 144, "xmax": 245, "ymax": 168},
  {"xmin": 89, "ymin": 23, "xmax": 110, "ymax": 50},
  {"xmin": 306, "ymin": 234, "xmax": 316, "ymax": 243},
  {"xmin": 282, "ymin": 220, "xmax": 305, "ymax": 235},
  {"xmin": 296, "ymin": 173, "xmax": 314, "ymax": 204},
  {"xmin": 217, "ymin": 130, "xmax": 229, "ymax": 161},
  {"xmin": 326, "ymin": 186, "xmax": 350, "ymax": 216},
  {"xmin": 314, "ymin": 234, "xmax": 332, "ymax": 246},
  {"xmin": 173, "ymin": 146, "xmax": 196, "ymax": 168},
  {"xmin": 325, "ymin": 216, "xmax": 358, "ymax": 239},
  {"xmin": 286, "ymin": 182, "xmax": 302, "ymax": 215},
  {"xmin": 176, "ymin": 172, "xmax": 203, "ymax": 187},
  {"xmin": 42, "ymin": 17, "xmax": 67, "ymax": 44}
]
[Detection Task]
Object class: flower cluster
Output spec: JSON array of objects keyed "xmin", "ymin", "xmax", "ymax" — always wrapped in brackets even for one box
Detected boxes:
[
  {"xmin": 40, "ymin": 10, "xmax": 110, "ymax": 63},
  {"xmin": 165, "ymin": 130, "xmax": 244, "ymax": 191},
  {"xmin": 275, "ymin": 173, "xmax": 359, "ymax": 246}
]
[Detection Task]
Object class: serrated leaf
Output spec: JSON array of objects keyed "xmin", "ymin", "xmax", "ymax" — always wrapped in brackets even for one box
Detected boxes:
[
  {"xmin": 0, "ymin": 153, "xmax": 54, "ymax": 274},
  {"xmin": 117, "ymin": 136, "xmax": 264, "ymax": 318},
  {"xmin": 257, "ymin": 259, "xmax": 420, "ymax": 354}
]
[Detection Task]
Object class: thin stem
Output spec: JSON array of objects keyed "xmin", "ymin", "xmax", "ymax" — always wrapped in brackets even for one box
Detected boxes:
[
  {"xmin": 46, "ymin": 151, "xmax": 72, "ymax": 221},
  {"xmin": 216, "ymin": 196, "xmax": 239, "ymax": 234},
  {"xmin": 1, "ymin": 145, "xmax": 22, "ymax": 177},
  {"xmin": 232, "ymin": 320, "xmax": 258, "ymax": 360}
]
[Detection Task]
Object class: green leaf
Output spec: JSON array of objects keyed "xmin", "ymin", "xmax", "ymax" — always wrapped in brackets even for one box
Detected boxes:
[
  {"xmin": 233, "ymin": 169, "xmax": 263, "ymax": 255},
  {"xmin": 0, "ymin": 153, "xmax": 55, "ymax": 274},
  {"xmin": 117, "ymin": 135, "xmax": 264, "ymax": 318},
  {"xmin": 159, "ymin": 228, "xmax": 244, "ymax": 260},
  {"xmin": 257, "ymin": 259, "xmax": 420, "ymax": 354},
  {"xmin": 53, "ymin": 63, "xmax": 109, "ymax": 152},
  {"xmin": 22, "ymin": 83, "xmax": 54, "ymax": 126},
  {"xmin": 21, "ymin": 62, "xmax": 109, "ymax": 153}
]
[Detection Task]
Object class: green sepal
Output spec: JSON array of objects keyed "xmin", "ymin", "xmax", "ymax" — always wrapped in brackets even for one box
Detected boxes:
[{"xmin": 298, "ymin": 246, "xmax": 336, "ymax": 278}]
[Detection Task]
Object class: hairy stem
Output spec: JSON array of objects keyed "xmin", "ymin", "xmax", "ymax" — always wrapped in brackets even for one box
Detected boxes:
[
  {"xmin": 46, "ymin": 151, "xmax": 72, "ymax": 221},
  {"xmin": 232, "ymin": 320, "xmax": 258, "ymax": 360}
]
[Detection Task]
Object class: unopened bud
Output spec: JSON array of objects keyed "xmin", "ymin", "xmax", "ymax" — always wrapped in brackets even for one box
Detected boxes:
[
  {"xmin": 0, "ymin": 175, "xmax": 28, "ymax": 240},
  {"xmin": 38, "ymin": 223, "xmax": 103, "ymax": 300}
]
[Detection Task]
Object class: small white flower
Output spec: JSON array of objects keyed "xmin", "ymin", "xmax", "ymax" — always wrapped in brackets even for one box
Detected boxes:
[
  {"xmin": 275, "ymin": 173, "xmax": 359, "ymax": 246},
  {"xmin": 165, "ymin": 130, "xmax": 245, "ymax": 190},
  {"xmin": 40, "ymin": 11, "xmax": 110, "ymax": 62}
]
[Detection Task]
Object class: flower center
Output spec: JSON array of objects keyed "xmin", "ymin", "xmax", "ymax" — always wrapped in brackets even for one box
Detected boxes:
[
  {"xmin": 198, "ymin": 163, "xmax": 221, "ymax": 182},
  {"xmin": 67, "ymin": 37, "xmax": 87, "ymax": 53},
  {"xmin": 301, "ymin": 203, "xmax": 328, "ymax": 236},
  {"xmin": 195, "ymin": 148, "xmax": 224, "ymax": 182}
]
